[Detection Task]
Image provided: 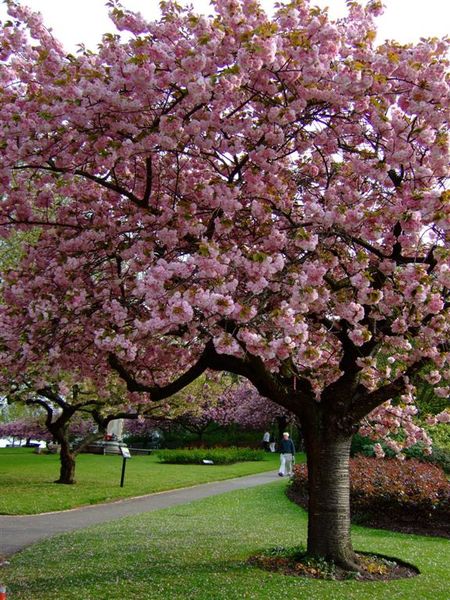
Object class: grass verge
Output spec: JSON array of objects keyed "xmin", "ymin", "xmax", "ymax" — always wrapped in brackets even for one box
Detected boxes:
[
  {"xmin": 0, "ymin": 448, "xmax": 282, "ymax": 515},
  {"xmin": 1, "ymin": 482, "xmax": 448, "ymax": 599}
]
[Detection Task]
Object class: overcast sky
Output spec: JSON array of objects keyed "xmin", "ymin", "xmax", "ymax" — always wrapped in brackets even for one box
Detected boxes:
[{"xmin": 0, "ymin": 0, "xmax": 449, "ymax": 50}]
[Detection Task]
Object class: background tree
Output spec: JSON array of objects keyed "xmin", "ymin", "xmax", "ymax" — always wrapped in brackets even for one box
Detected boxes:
[
  {"xmin": 0, "ymin": 417, "xmax": 50, "ymax": 446},
  {"xmin": 5, "ymin": 374, "xmax": 153, "ymax": 484},
  {"xmin": 0, "ymin": 0, "xmax": 449, "ymax": 571},
  {"xmin": 167, "ymin": 376, "xmax": 292, "ymax": 441},
  {"xmin": 174, "ymin": 377, "xmax": 292, "ymax": 442},
  {"xmin": 123, "ymin": 375, "xmax": 292, "ymax": 444}
]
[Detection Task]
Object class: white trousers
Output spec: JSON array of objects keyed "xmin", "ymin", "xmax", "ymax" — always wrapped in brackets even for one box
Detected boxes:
[{"xmin": 279, "ymin": 453, "xmax": 293, "ymax": 476}]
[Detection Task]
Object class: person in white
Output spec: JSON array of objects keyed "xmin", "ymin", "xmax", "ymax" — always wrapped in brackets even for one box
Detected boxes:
[
  {"xmin": 278, "ymin": 432, "xmax": 295, "ymax": 477},
  {"xmin": 262, "ymin": 431, "xmax": 270, "ymax": 451}
]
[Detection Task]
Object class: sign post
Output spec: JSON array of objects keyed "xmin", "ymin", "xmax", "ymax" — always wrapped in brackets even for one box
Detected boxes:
[{"xmin": 119, "ymin": 446, "xmax": 131, "ymax": 487}]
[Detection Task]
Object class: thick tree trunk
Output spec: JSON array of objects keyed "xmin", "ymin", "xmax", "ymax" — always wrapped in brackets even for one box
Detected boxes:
[
  {"xmin": 276, "ymin": 415, "xmax": 288, "ymax": 439},
  {"xmin": 302, "ymin": 420, "xmax": 359, "ymax": 570},
  {"xmin": 53, "ymin": 431, "xmax": 76, "ymax": 484}
]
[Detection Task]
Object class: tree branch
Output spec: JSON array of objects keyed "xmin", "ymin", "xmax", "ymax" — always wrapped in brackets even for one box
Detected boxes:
[
  {"xmin": 206, "ymin": 346, "xmax": 298, "ymax": 411},
  {"xmin": 345, "ymin": 234, "xmax": 387, "ymax": 260},
  {"xmin": 348, "ymin": 357, "xmax": 428, "ymax": 424},
  {"xmin": 73, "ymin": 431, "xmax": 104, "ymax": 456},
  {"xmin": 36, "ymin": 387, "xmax": 70, "ymax": 411},
  {"xmin": 108, "ymin": 342, "xmax": 213, "ymax": 399},
  {"xmin": 26, "ymin": 398, "xmax": 54, "ymax": 429},
  {"xmin": 388, "ymin": 166, "xmax": 404, "ymax": 188},
  {"xmin": 14, "ymin": 163, "xmax": 141, "ymax": 205},
  {"xmin": 142, "ymin": 156, "xmax": 153, "ymax": 206}
]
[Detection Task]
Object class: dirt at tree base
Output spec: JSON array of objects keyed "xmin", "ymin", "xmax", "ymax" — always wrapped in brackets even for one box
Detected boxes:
[{"xmin": 248, "ymin": 550, "xmax": 419, "ymax": 581}]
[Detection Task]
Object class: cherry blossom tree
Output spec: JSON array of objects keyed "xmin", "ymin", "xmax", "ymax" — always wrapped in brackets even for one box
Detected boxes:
[
  {"xmin": 210, "ymin": 379, "xmax": 291, "ymax": 429},
  {"xmin": 171, "ymin": 377, "xmax": 292, "ymax": 440},
  {"xmin": 5, "ymin": 378, "xmax": 142, "ymax": 483},
  {"xmin": 124, "ymin": 376, "xmax": 290, "ymax": 442},
  {"xmin": 123, "ymin": 415, "xmax": 163, "ymax": 437},
  {"xmin": 0, "ymin": 0, "xmax": 449, "ymax": 570},
  {"xmin": 4, "ymin": 375, "xmax": 177, "ymax": 484},
  {"xmin": 0, "ymin": 417, "xmax": 49, "ymax": 445}
]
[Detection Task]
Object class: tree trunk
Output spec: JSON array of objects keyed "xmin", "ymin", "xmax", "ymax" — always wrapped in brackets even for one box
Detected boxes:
[
  {"xmin": 302, "ymin": 420, "xmax": 359, "ymax": 570},
  {"xmin": 54, "ymin": 431, "xmax": 76, "ymax": 484},
  {"xmin": 276, "ymin": 415, "xmax": 288, "ymax": 440}
]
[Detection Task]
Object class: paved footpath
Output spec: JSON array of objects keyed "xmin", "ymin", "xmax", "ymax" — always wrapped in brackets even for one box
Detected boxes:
[{"xmin": 0, "ymin": 471, "xmax": 278, "ymax": 558}]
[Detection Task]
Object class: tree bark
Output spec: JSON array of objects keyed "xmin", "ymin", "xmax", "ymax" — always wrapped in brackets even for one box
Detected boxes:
[
  {"xmin": 52, "ymin": 429, "xmax": 76, "ymax": 484},
  {"xmin": 302, "ymin": 415, "xmax": 359, "ymax": 570},
  {"xmin": 276, "ymin": 415, "xmax": 288, "ymax": 440}
]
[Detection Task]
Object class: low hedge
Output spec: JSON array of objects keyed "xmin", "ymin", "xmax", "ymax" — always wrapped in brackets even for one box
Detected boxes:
[
  {"xmin": 156, "ymin": 447, "xmax": 266, "ymax": 465},
  {"xmin": 289, "ymin": 456, "xmax": 450, "ymax": 534}
]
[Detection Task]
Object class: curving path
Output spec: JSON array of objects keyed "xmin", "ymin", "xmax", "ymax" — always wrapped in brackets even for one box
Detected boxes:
[{"xmin": 0, "ymin": 471, "xmax": 279, "ymax": 558}]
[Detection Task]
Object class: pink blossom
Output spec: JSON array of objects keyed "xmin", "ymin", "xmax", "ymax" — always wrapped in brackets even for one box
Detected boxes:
[
  {"xmin": 425, "ymin": 370, "xmax": 442, "ymax": 385},
  {"xmin": 373, "ymin": 443, "xmax": 385, "ymax": 458},
  {"xmin": 436, "ymin": 410, "xmax": 450, "ymax": 424},
  {"xmin": 167, "ymin": 296, "xmax": 194, "ymax": 325}
]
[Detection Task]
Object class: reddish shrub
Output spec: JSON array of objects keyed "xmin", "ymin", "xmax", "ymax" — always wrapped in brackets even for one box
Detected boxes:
[
  {"xmin": 349, "ymin": 456, "xmax": 449, "ymax": 515},
  {"xmin": 290, "ymin": 456, "xmax": 450, "ymax": 527}
]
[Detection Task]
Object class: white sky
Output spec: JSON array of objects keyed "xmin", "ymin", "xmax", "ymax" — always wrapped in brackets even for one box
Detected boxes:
[{"xmin": 0, "ymin": 0, "xmax": 449, "ymax": 50}]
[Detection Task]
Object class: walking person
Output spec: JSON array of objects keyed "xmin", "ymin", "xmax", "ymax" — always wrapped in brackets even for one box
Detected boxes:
[
  {"xmin": 262, "ymin": 431, "xmax": 271, "ymax": 451},
  {"xmin": 278, "ymin": 432, "xmax": 295, "ymax": 477}
]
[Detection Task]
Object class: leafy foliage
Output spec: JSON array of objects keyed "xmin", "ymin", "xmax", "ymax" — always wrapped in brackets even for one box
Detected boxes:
[
  {"xmin": 414, "ymin": 380, "xmax": 450, "ymax": 416},
  {"xmin": 425, "ymin": 423, "xmax": 450, "ymax": 452},
  {"xmin": 404, "ymin": 444, "xmax": 450, "ymax": 475},
  {"xmin": 351, "ymin": 431, "xmax": 450, "ymax": 473}
]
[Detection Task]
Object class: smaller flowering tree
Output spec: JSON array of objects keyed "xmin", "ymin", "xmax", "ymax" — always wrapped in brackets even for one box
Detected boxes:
[
  {"xmin": 0, "ymin": 418, "xmax": 50, "ymax": 445},
  {"xmin": 123, "ymin": 415, "xmax": 163, "ymax": 437},
  {"xmin": 166, "ymin": 377, "xmax": 288, "ymax": 440},
  {"xmin": 4, "ymin": 372, "xmax": 153, "ymax": 484},
  {"xmin": 123, "ymin": 375, "xmax": 292, "ymax": 442},
  {"xmin": 66, "ymin": 415, "xmax": 99, "ymax": 442},
  {"xmin": 210, "ymin": 380, "xmax": 291, "ymax": 431}
]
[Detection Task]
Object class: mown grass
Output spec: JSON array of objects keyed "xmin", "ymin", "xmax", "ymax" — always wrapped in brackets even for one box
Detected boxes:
[
  {"xmin": 0, "ymin": 448, "xmax": 282, "ymax": 515},
  {"xmin": 1, "ymin": 482, "xmax": 448, "ymax": 600}
]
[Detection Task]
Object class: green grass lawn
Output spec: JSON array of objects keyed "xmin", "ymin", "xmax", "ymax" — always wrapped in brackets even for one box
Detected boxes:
[
  {"xmin": 2, "ymin": 482, "xmax": 448, "ymax": 600},
  {"xmin": 0, "ymin": 448, "xmax": 282, "ymax": 515}
]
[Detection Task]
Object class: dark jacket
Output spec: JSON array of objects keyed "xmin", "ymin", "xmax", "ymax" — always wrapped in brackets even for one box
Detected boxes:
[{"xmin": 280, "ymin": 438, "xmax": 295, "ymax": 455}]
